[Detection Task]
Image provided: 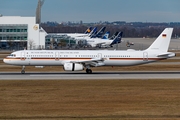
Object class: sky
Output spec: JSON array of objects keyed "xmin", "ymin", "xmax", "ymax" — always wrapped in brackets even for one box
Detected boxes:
[{"xmin": 0, "ymin": 0, "xmax": 180, "ymax": 23}]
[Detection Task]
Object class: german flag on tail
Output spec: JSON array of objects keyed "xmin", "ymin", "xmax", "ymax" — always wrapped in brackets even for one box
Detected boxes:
[{"xmin": 162, "ymin": 34, "xmax": 167, "ymax": 38}]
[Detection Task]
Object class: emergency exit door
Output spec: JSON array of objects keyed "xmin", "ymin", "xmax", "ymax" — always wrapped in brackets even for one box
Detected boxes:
[{"xmin": 143, "ymin": 52, "xmax": 148, "ymax": 61}]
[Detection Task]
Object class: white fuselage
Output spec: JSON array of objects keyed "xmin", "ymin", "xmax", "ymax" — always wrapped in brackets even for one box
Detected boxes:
[
  {"xmin": 74, "ymin": 36, "xmax": 112, "ymax": 47},
  {"xmin": 85, "ymin": 38, "xmax": 113, "ymax": 47},
  {"xmin": 67, "ymin": 33, "xmax": 89, "ymax": 38},
  {"xmin": 3, "ymin": 50, "xmax": 174, "ymax": 67}
]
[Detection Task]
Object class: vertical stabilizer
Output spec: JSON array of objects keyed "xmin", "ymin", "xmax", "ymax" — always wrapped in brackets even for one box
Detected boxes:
[
  {"xmin": 88, "ymin": 27, "xmax": 97, "ymax": 37},
  {"xmin": 110, "ymin": 32, "xmax": 123, "ymax": 46},
  {"xmin": 84, "ymin": 27, "xmax": 92, "ymax": 34},
  {"xmin": 110, "ymin": 32, "xmax": 118, "ymax": 40},
  {"xmin": 146, "ymin": 28, "xmax": 173, "ymax": 52},
  {"xmin": 102, "ymin": 31, "xmax": 110, "ymax": 39},
  {"xmin": 91, "ymin": 27, "xmax": 106, "ymax": 38}
]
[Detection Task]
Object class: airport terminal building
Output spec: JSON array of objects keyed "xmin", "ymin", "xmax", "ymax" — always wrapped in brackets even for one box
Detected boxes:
[{"xmin": 0, "ymin": 16, "xmax": 47, "ymax": 50}]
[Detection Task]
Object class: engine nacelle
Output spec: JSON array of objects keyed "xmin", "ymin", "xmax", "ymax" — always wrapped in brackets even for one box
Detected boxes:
[{"xmin": 63, "ymin": 63, "xmax": 84, "ymax": 71}]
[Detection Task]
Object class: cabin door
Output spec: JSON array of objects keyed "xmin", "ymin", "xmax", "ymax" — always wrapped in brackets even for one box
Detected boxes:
[
  {"xmin": 26, "ymin": 52, "xmax": 31, "ymax": 65},
  {"xmin": 98, "ymin": 53, "xmax": 102, "ymax": 58},
  {"xmin": 21, "ymin": 51, "xmax": 26, "ymax": 61},
  {"xmin": 143, "ymin": 52, "xmax": 148, "ymax": 61},
  {"xmin": 55, "ymin": 52, "xmax": 59, "ymax": 61}
]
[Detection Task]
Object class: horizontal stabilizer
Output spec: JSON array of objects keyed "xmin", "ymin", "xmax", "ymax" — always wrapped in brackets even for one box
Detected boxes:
[{"xmin": 157, "ymin": 52, "xmax": 176, "ymax": 57}]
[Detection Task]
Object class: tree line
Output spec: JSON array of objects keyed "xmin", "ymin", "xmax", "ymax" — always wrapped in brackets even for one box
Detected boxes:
[{"xmin": 41, "ymin": 23, "xmax": 180, "ymax": 38}]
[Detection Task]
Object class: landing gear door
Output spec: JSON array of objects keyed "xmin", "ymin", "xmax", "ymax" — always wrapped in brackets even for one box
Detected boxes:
[
  {"xmin": 21, "ymin": 51, "xmax": 26, "ymax": 61},
  {"xmin": 143, "ymin": 52, "xmax": 148, "ymax": 61}
]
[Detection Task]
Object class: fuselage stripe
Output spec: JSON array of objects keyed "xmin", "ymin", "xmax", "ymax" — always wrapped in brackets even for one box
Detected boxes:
[{"xmin": 4, "ymin": 57, "xmax": 166, "ymax": 61}]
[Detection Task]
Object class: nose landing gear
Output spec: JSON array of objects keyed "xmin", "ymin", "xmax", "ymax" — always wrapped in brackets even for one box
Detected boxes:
[{"xmin": 21, "ymin": 66, "xmax": 25, "ymax": 74}]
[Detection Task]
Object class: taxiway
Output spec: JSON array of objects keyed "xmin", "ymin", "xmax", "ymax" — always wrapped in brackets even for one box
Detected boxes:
[{"xmin": 0, "ymin": 71, "xmax": 180, "ymax": 80}]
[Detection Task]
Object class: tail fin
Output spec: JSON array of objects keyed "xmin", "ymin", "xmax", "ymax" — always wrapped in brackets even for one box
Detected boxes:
[
  {"xmin": 109, "ymin": 32, "xmax": 118, "ymax": 40},
  {"xmin": 102, "ymin": 31, "xmax": 110, "ymax": 39},
  {"xmin": 88, "ymin": 27, "xmax": 97, "ymax": 37},
  {"xmin": 146, "ymin": 28, "xmax": 173, "ymax": 52},
  {"xmin": 110, "ymin": 32, "xmax": 123, "ymax": 46},
  {"xmin": 84, "ymin": 27, "xmax": 92, "ymax": 34},
  {"xmin": 91, "ymin": 27, "xmax": 106, "ymax": 38}
]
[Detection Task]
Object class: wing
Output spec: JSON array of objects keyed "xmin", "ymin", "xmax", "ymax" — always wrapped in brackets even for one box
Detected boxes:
[{"xmin": 70, "ymin": 58, "xmax": 105, "ymax": 67}]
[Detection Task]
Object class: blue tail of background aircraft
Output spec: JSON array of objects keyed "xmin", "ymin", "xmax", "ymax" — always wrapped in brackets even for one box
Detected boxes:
[
  {"xmin": 88, "ymin": 27, "xmax": 97, "ymax": 37},
  {"xmin": 109, "ymin": 32, "xmax": 119, "ymax": 40},
  {"xmin": 90, "ymin": 27, "xmax": 106, "ymax": 38},
  {"xmin": 102, "ymin": 31, "xmax": 110, "ymax": 39},
  {"xmin": 110, "ymin": 32, "xmax": 123, "ymax": 46}
]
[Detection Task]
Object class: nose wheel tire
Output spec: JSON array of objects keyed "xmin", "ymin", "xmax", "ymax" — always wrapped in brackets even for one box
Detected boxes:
[
  {"xmin": 21, "ymin": 66, "xmax": 25, "ymax": 74},
  {"xmin": 86, "ymin": 69, "xmax": 92, "ymax": 74},
  {"xmin": 21, "ymin": 70, "xmax": 25, "ymax": 74}
]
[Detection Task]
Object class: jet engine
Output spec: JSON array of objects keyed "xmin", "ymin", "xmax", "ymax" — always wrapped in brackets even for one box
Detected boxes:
[{"xmin": 63, "ymin": 63, "xmax": 84, "ymax": 71}]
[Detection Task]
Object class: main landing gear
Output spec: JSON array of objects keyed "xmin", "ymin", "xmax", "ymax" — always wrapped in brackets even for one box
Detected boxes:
[
  {"xmin": 21, "ymin": 66, "xmax": 25, "ymax": 74},
  {"xmin": 86, "ymin": 68, "xmax": 92, "ymax": 74}
]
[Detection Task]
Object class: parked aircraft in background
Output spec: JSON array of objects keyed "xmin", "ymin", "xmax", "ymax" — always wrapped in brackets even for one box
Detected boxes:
[
  {"xmin": 72, "ymin": 27, "xmax": 124, "ymax": 48},
  {"xmin": 48, "ymin": 27, "xmax": 114, "ymax": 48},
  {"xmin": 89, "ymin": 27, "xmax": 106, "ymax": 38},
  {"xmin": 72, "ymin": 27, "xmax": 106, "ymax": 40},
  {"xmin": 101, "ymin": 31, "xmax": 110, "ymax": 39},
  {"xmin": 84, "ymin": 27, "xmax": 93, "ymax": 34},
  {"xmin": 86, "ymin": 32, "xmax": 123, "ymax": 48},
  {"xmin": 109, "ymin": 32, "xmax": 119, "ymax": 40},
  {"xmin": 65, "ymin": 27, "xmax": 93, "ymax": 38}
]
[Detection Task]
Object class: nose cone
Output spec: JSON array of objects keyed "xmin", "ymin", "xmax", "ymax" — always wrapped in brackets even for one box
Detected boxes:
[
  {"xmin": 3, "ymin": 58, "xmax": 7, "ymax": 64},
  {"xmin": 3, "ymin": 58, "xmax": 10, "ymax": 64}
]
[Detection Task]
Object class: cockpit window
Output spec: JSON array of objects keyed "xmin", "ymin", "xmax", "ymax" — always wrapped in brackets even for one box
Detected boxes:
[{"xmin": 9, "ymin": 54, "xmax": 16, "ymax": 57}]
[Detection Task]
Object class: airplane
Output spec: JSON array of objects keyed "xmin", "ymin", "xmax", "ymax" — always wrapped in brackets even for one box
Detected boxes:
[
  {"xmin": 89, "ymin": 26, "xmax": 106, "ymax": 38},
  {"xmin": 3, "ymin": 28, "xmax": 175, "ymax": 74},
  {"xmin": 64, "ymin": 27, "xmax": 98, "ymax": 39},
  {"xmin": 73, "ymin": 27, "xmax": 113, "ymax": 47},
  {"xmin": 56, "ymin": 27, "xmax": 93, "ymax": 38},
  {"xmin": 84, "ymin": 27, "xmax": 93, "ymax": 34},
  {"xmin": 109, "ymin": 32, "xmax": 119, "ymax": 40},
  {"xmin": 72, "ymin": 26, "xmax": 106, "ymax": 40},
  {"xmin": 102, "ymin": 31, "xmax": 110, "ymax": 39},
  {"xmin": 86, "ymin": 31, "xmax": 122, "ymax": 48}
]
